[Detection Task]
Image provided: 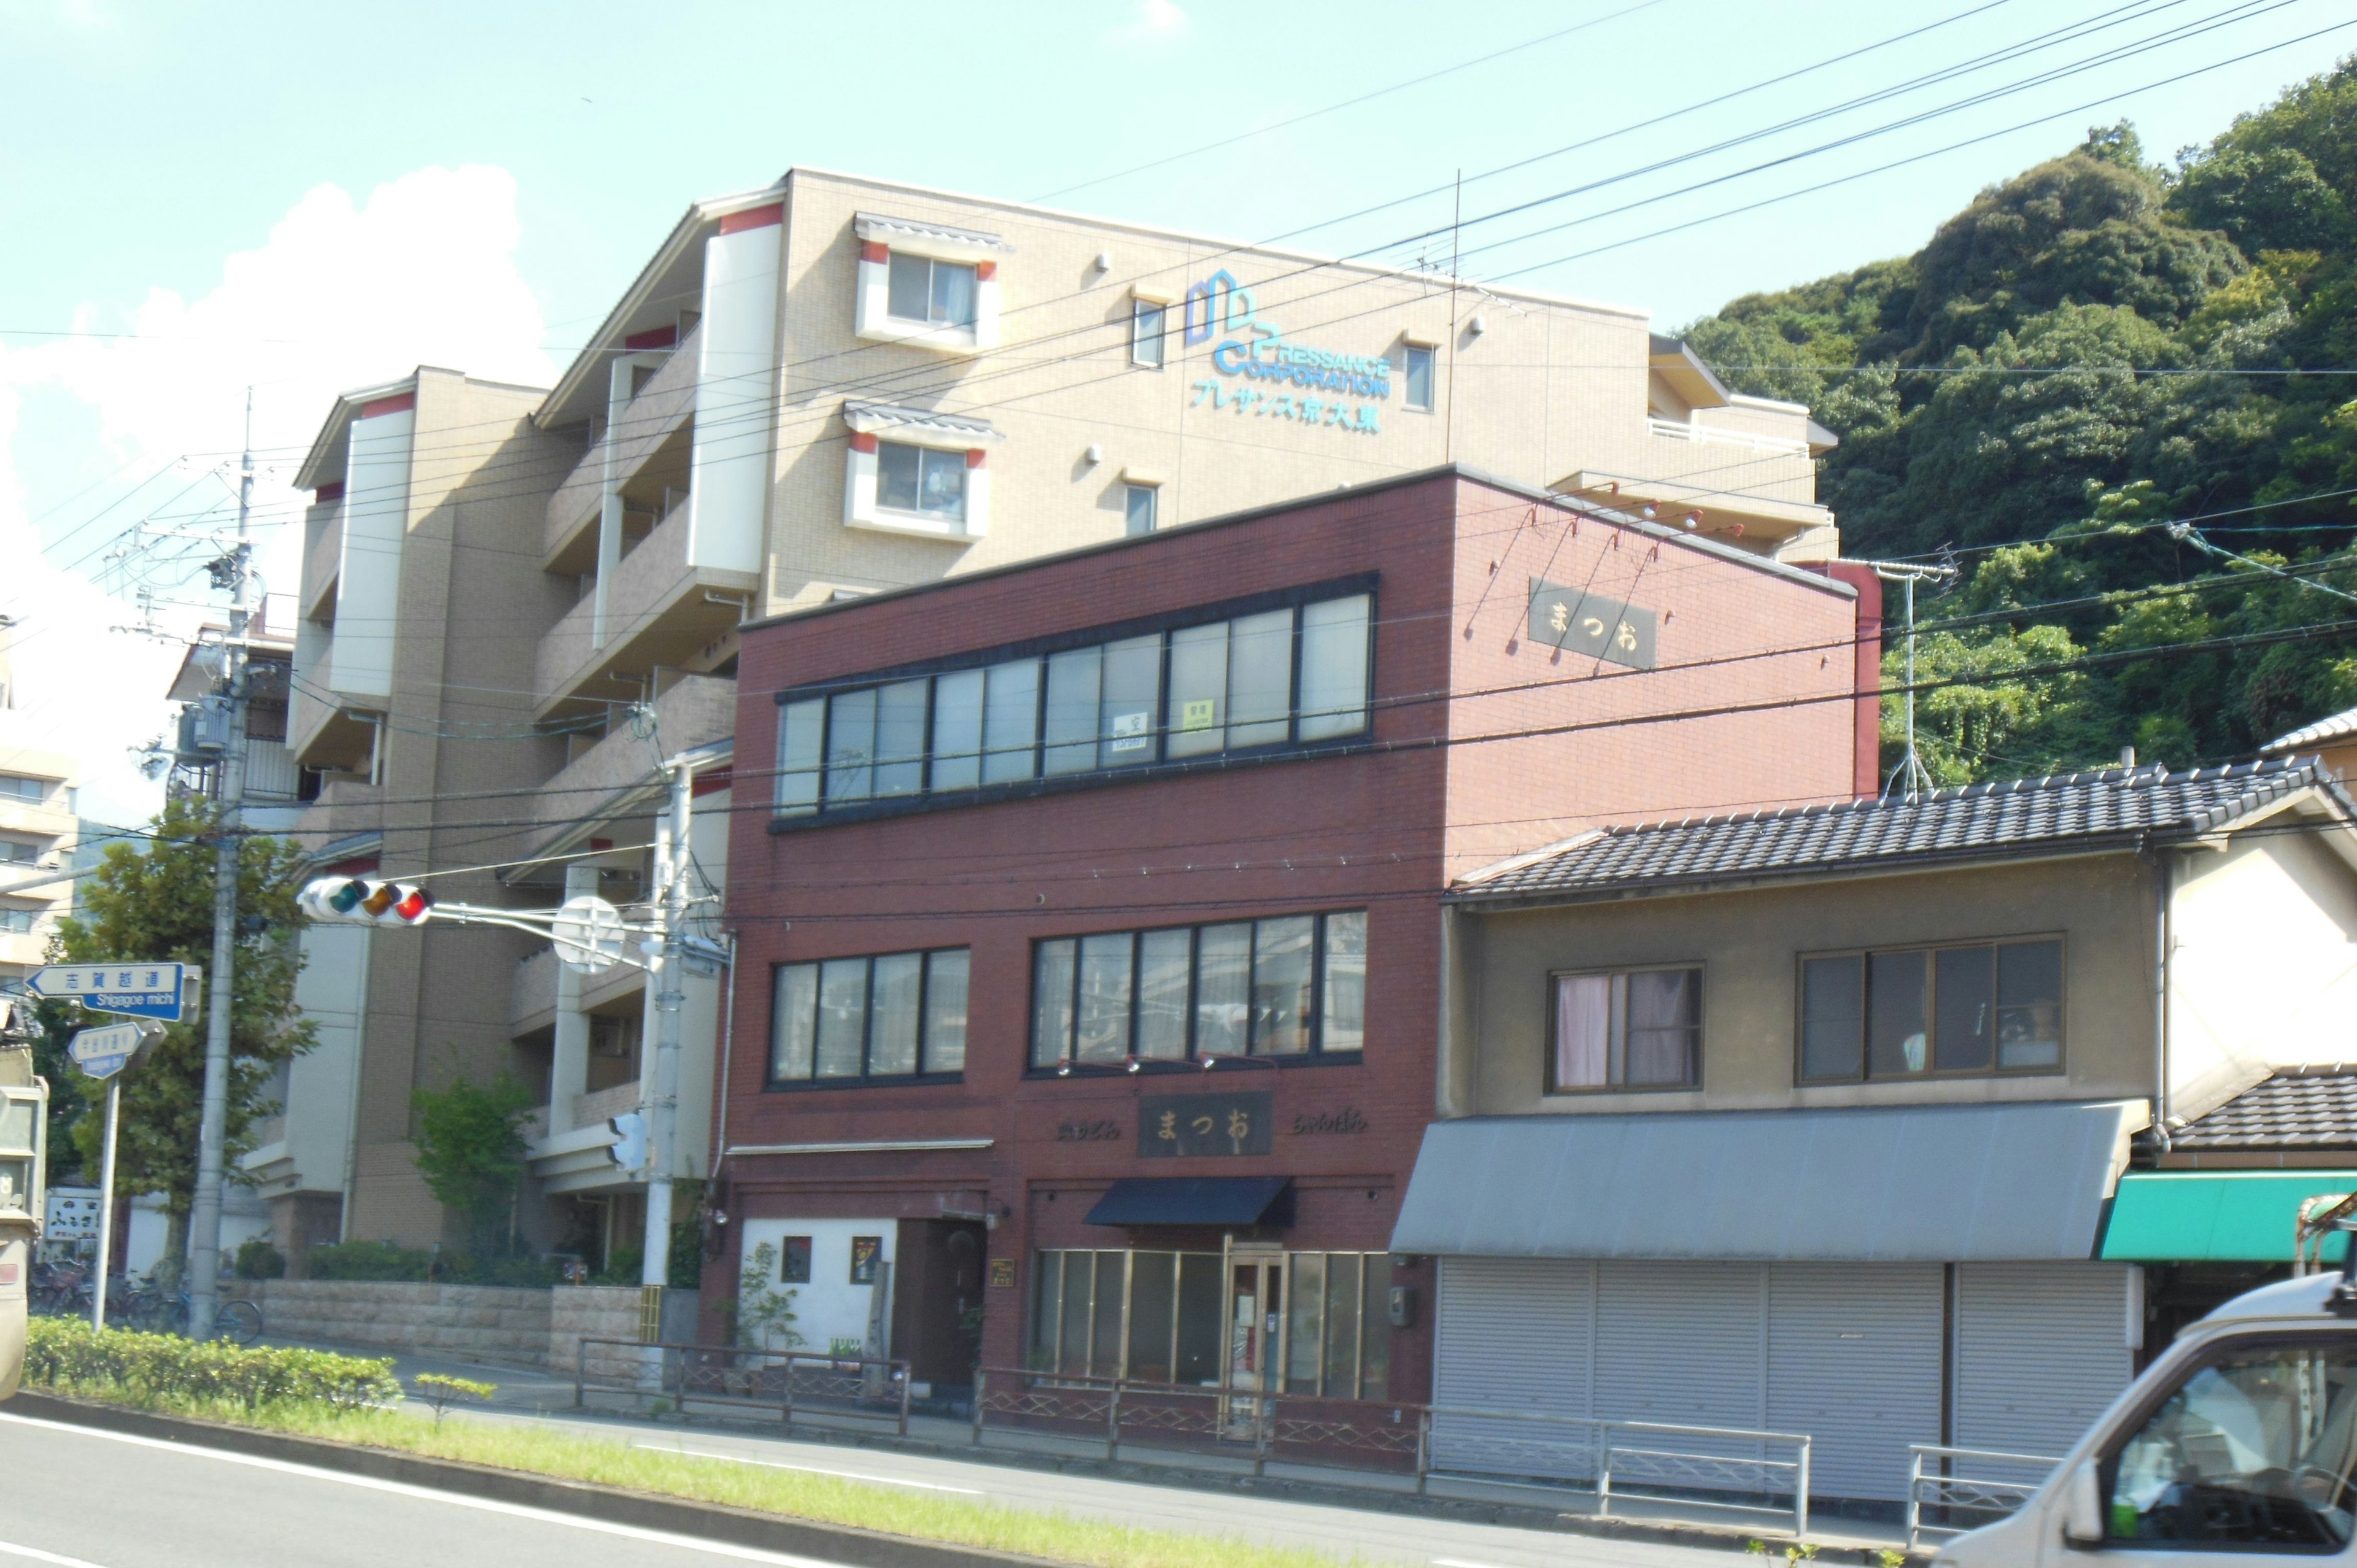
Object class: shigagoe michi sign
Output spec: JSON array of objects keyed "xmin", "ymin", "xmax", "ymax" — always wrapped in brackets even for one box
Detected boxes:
[{"xmin": 1184, "ymin": 269, "xmax": 1390, "ymax": 437}]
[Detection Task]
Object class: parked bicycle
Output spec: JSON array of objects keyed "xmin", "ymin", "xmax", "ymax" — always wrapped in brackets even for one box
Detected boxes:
[
  {"xmin": 115, "ymin": 1276, "xmax": 264, "ymax": 1345},
  {"xmin": 29, "ymin": 1256, "xmax": 95, "ymax": 1318}
]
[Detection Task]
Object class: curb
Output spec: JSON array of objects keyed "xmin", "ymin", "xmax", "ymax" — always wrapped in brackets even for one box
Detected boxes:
[{"xmin": 9, "ymin": 1392, "xmax": 1050, "ymax": 1568}]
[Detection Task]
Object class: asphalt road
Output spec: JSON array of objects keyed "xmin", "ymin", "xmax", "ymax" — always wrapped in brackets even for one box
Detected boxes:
[{"xmin": 0, "ymin": 1412, "xmax": 849, "ymax": 1568}]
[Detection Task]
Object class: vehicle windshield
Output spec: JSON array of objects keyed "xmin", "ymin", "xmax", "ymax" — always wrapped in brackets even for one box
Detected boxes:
[{"xmin": 2108, "ymin": 1338, "xmax": 2357, "ymax": 1548}]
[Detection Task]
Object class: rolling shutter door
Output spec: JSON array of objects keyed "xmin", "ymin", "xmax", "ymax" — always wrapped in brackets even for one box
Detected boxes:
[
  {"xmin": 1766, "ymin": 1263, "xmax": 1944, "ymax": 1503},
  {"xmin": 1594, "ymin": 1260, "xmax": 1767, "ymax": 1427},
  {"xmin": 1954, "ymin": 1262, "xmax": 2133, "ymax": 1459},
  {"xmin": 1431, "ymin": 1257, "xmax": 1593, "ymax": 1478}
]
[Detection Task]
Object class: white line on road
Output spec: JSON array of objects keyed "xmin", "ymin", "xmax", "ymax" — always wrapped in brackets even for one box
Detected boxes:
[
  {"xmin": 0, "ymin": 1414, "xmax": 851, "ymax": 1566},
  {"xmin": 0, "ymin": 1542, "xmax": 112, "ymax": 1567},
  {"xmin": 630, "ymin": 1443, "xmax": 985, "ymax": 1496}
]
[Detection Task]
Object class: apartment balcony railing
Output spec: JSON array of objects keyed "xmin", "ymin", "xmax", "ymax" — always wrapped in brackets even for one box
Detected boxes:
[
  {"xmin": 534, "ymin": 504, "xmax": 756, "ymax": 720},
  {"xmin": 511, "ymin": 941, "xmax": 649, "ymax": 1039},
  {"xmin": 1645, "ymin": 416, "xmax": 1813, "ymax": 456},
  {"xmin": 301, "ymin": 501, "xmax": 344, "ymax": 622},
  {"xmin": 544, "ymin": 326, "xmax": 703, "ymax": 570},
  {"xmin": 287, "ymin": 647, "xmax": 377, "ymax": 774},
  {"xmin": 516, "ymin": 673, "xmax": 734, "ymax": 865}
]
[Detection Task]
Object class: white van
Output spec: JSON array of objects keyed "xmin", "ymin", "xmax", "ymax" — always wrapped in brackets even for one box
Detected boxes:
[{"xmin": 1938, "ymin": 1269, "xmax": 2357, "ymax": 1564}]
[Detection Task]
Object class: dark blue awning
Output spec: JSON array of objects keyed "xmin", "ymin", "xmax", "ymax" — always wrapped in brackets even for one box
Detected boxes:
[{"xmin": 1085, "ymin": 1176, "xmax": 1295, "ymax": 1227}]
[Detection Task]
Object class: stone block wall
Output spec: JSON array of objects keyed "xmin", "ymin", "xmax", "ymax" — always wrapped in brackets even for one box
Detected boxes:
[
  {"xmin": 548, "ymin": 1284, "xmax": 643, "ymax": 1382},
  {"xmin": 254, "ymin": 1280, "xmax": 552, "ymax": 1365}
]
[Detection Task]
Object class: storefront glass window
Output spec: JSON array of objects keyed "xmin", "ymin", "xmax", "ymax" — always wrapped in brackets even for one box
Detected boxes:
[
  {"xmin": 1176, "ymin": 1255, "xmax": 1225, "ymax": 1385},
  {"xmin": 1323, "ymin": 1254, "xmax": 1361, "ymax": 1396},
  {"xmin": 1031, "ymin": 910, "xmax": 1369, "ymax": 1071},
  {"xmin": 1093, "ymin": 1253, "xmax": 1127, "ymax": 1378},
  {"xmin": 774, "ymin": 590, "xmax": 1372, "ymax": 819},
  {"xmin": 1129, "ymin": 1253, "xmax": 1178, "ymax": 1382},
  {"xmin": 1287, "ymin": 1254, "xmax": 1325, "ymax": 1395}
]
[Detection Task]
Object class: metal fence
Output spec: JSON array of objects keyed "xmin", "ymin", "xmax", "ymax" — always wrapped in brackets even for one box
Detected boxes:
[
  {"xmin": 972, "ymin": 1366, "xmax": 1811, "ymax": 1537},
  {"xmin": 575, "ymin": 1338, "xmax": 911, "ymax": 1435},
  {"xmin": 1905, "ymin": 1444, "xmax": 2063, "ymax": 1550}
]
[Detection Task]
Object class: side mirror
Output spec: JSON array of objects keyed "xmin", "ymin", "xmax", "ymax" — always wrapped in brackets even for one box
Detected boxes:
[{"xmin": 2062, "ymin": 1459, "xmax": 2105, "ymax": 1548}]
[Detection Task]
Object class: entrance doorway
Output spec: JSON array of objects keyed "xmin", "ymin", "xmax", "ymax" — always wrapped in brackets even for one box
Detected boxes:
[
  {"xmin": 892, "ymin": 1218, "xmax": 988, "ymax": 1392},
  {"xmin": 1224, "ymin": 1248, "xmax": 1284, "ymax": 1434}
]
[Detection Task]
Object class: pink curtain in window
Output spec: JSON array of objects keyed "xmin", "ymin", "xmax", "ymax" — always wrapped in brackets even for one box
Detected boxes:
[{"xmin": 1554, "ymin": 975, "xmax": 1611, "ymax": 1088}]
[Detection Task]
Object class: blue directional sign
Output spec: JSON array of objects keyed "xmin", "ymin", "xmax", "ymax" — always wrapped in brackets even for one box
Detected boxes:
[
  {"xmin": 28, "ymin": 962, "xmax": 200, "ymax": 1022},
  {"xmin": 68, "ymin": 1021, "xmax": 146, "ymax": 1081}
]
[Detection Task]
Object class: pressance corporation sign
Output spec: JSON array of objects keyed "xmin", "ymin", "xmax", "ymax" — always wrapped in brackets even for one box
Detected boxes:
[{"xmin": 1184, "ymin": 269, "xmax": 1388, "ymax": 437}]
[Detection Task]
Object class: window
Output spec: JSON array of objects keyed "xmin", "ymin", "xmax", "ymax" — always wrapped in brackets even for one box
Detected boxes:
[
  {"xmin": 1031, "ymin": 1248, "xmax": 1387, "ymax": 1397},
  {"xmin": 1124, "ymin": 482, "xmax": 1158, "ymax": 537},
  {"xmin": 886, "ymin": 252, "xmax": 977, "ymax": 328},
  {"xmin": 0, "ymin": 909, "xmax": 34, "ymax": 935},
  {"xmin": 1131, "ymin": 299, "xmax": 1168, "ymax": 368},
  {"xmin": 876, "ymin": 441, "xmax": 967, "ymax": 522},
  {"xmin": 0, "ymin": 840, "xmax": 39, "ymax": 864},
  {"xmin": 775, "ymin": 588, "xmax": 1374, "ymax": 819},
  {"xmin": 2103, "ymin": 1335, "xmax": 2357, "ymax": 1548},
  {"xmin": 767, "ymin": 948, "xmax": 970, "ymax": 1085},
  {"xmin": 779, "ymin": 1237, "xmax": 813, "ymax": 1284},
  {"xmin": 1549, "ymin": 967, "xmax": 1701, "ymax": 1091},
  {"xmin": 1798, "ymin": 937, "xmax": 2062, "ymax": 1082},
  {"xmin": 0, "ymin": 776, "xmax": 45, "ymax": 803},
  {"xmin": 1031, "ymin": 910, "xmax": 1367, "ymax": 1071},
  {"xmin": 1403, "ymin": 344, "xmax": 1435, "ymax": 412}
]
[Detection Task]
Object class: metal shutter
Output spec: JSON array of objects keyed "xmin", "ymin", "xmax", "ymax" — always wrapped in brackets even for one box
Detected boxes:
[
  {"xmin": 1593, "ymin": 1259, "xmax": 1767, "ymax": 1428},
  {"xmin": 1953, "ymin": 1262, "xmax": 2132, "ymax": 1459},
  {"xmin": 1431, "ymin": 1257, "xmax": 1594, "ymax": 1479},
  {"xmin": 1765, "ymin": 1263, "xmax": 1944, "ymax": 1503}
]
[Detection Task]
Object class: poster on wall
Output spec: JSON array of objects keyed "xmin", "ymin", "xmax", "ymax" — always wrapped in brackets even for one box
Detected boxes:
[
  {"xmin": 849, "ymin": 1235, "xmax": 883, "ymax": 1284},
  {"xmin": 780, "ymin": 1236, "xmax": 812, "ymax": 1284}
]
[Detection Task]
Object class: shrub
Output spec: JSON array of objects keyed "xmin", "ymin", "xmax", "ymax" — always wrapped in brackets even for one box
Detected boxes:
[
  {"xmin": 233, "ymin": 1238, "xmax": 287, "ymax": 1280},
  {"xmin": 26, "ymin": 1319, "xmax": 399, "ymax": 1411},
  {"xmin": 411, "ymin": 1372, "xmax": 496, "ymax": 1426},
  {"xmin": 306, "ymin": 1240, "xmax": 431, "ymax": 1281}
]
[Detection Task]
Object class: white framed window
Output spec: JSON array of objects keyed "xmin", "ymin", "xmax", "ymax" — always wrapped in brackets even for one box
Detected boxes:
[
  {"xmin": 1403, "ymin": 344, "xmax": 1436, "ymax": 412},
  {"xmin": 841, "ymin": 400, "xmax": 999, "ymax": 539},
  {"xmin": 853, "ymin": 213, "xmax": 1012, "ymax": 353},
  {"xmin": 1124, "ymin": 482, "xmax": 1158, "ymax": 536},
  {"xmin": 880, "ymin": 441, "xmax": 968, "ymax": 522},
  {"xmin": 1131, "ymin": 298, "xmax": 1168, "ymax": 368}
]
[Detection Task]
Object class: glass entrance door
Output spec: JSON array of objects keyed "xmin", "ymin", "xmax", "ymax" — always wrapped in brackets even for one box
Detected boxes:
[{"xmin": 1222, "ymin": 1253, "xmax": 1284, "ymax": 1437}]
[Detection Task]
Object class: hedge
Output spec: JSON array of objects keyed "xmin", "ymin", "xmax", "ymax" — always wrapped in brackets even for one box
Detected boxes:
[
  {"xmin": 306, "ymin": 1239, "xmax": 567, "ymax": 1287},
  {"xmin": 25, "ymin": 1319, "xmax": 400, "ymax": 1411}
]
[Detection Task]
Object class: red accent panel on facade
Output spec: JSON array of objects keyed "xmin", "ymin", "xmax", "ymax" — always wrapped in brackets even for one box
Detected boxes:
[
  {"xmin": 314, "ymin": 481, "xmax": 346, "ymax": 504},
  {"xmin": 357, "ymin": 392, "xmax": 416, "ymax": 420},
  {"xmin": 623, "ymin": 325, "xmax": 679, "ymax": 351},
  {"xmin": 849, "ymin": 431, "xmax": 878, "ymax": 454},
  {"xmin": 1811, "ymin": 561, "xmax": 1884, "ymax": 798},
  {"xmin": 975, "ymin": 261, "xmax": 997, "ymax": 282},
  {"xmin": 692, "ymin": 767, "xmax": 732, "ymax": 799},
  {"xmin": 859, "ymin": 241, "xmax": 889, "ymax": 265},
  {"xmin": 719, "ymin": 203, "xmax": 784, "ymax": 235},
  {"xmin": 964, "ymin": 448, "xmax": 986, "ymax": 469}
]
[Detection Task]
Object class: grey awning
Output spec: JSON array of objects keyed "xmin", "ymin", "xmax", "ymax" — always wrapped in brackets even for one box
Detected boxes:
[{"xmin": 1389, "ymin": 1101, "xmax": 2142, "ymax": 1262}]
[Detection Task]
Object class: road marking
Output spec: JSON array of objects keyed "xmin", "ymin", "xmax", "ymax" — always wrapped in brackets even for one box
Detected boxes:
[
  {"xmin": 1433, "ymin": 1559, "xmax": 1522, "ymax": 1568},
  {"xmin": 0, "ymin": 1414, "xmax": 850, "ymax": 1565},
  {"xmin": 632, "ymin": 1443, "xmax": 985, "ymax": 1495},
  {"xmin": 0, "ymin": 1542, "xmax": 112, "ymax": 1567}
]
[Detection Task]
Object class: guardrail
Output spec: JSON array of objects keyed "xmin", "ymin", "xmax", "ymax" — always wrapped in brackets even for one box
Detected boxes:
[
  {"xmin": 576, "ymin": 1338, "xmax": 910, "ymax": 1435},
  {"xmin": 1905, "ymin": 1443, "xmax": 2063, "ymax": 1550},
  {"xmin": 971, "ymin": 1367, "xmax": 1810, "ymax": 1538}
]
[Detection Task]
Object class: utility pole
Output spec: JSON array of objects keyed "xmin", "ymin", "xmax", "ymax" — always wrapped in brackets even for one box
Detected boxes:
[
  {"xmin": 639, "ymin": 752, "xmax": 700, "ymax": 1325},
  {"xmin": 187, "ymin": 390, "xmax": 254, "ymax": 1338}
]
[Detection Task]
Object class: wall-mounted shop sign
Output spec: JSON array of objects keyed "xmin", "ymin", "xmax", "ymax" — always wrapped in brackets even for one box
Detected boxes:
[
  {"xmin": 1056, "ymin": 1119, "xmax": 1122, "ymax": 1143},
  {"xmin": 1185, "ymin": 269, "xmax": 1388, "ymax": 438},
  {"xmin": 1139, "ymin": 1089, "xmax": 1274, "ymax": 1158},
  {"xmin": 1528, "ymin": 578, "xmax": 1657, "ymax": 670},
  {"xmin": 1291, "ymin": 1108, "xmax": 1368, "ymax": 1136},
  {"xmin": 988, "ymin": 1257, "xmax": 1018, "ymax": 1288}
]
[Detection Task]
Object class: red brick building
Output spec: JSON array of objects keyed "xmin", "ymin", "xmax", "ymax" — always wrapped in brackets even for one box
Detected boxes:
[{"xmin": 711, "ymin": 466, "xmax": 1870, "ymax": 1405}]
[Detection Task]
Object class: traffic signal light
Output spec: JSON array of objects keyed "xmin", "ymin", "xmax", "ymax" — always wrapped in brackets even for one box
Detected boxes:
[
  {"xmin": 608, "ymin": 1111, "xmax": 647, "ymax": 1173},
  {"xmin": 298, "ymin": 876, "xmax": 434, "ymax": 927}
]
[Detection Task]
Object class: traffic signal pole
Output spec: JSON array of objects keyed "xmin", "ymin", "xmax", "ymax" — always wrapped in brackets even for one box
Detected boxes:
[{"xmin": 187, "ymin": 391, "xmax": 254, "ymax": 1339}]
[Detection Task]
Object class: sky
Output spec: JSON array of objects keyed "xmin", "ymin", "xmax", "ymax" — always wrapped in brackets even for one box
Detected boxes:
[{"xmin": 2, "ymin": 0, "xmax": 2351, "ymax": 825}]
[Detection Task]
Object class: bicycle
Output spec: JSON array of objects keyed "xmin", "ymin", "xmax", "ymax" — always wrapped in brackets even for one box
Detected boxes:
[{"xmin": 117, "ymin": 1277, "xmax": 264, "ymax": 1345}]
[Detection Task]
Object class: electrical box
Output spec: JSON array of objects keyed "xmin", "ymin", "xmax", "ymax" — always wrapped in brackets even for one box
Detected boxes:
[
  {"xmin": 177, "ymin": 698, "xmax": 232, "ymax": 759},
  {"xmin": 1388, "ymin": 1284, "xmax": 1417, "ymax": 1330}
]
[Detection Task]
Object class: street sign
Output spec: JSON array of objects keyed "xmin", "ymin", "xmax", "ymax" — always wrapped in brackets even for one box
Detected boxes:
[
  {"xmin": 68, "ymin": 1021, "xmax": 147, "ymax": 1081},
  {"xmin": 551, "ymin": 895, "xmax": 625, "ymax": 973},
  {"xmin": 28, "ymin": 962, "xmax": 199, "ymax": 1022}
]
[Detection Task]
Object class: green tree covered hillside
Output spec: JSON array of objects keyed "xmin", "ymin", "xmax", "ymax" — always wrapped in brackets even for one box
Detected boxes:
[{"xmin": 1682, "ymin": 64, "xmax": 2357, "ymax": 782}]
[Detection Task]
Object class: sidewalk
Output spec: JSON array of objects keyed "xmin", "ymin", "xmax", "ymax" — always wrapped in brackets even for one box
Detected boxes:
[{"xmin": 272, "ymin": 1335, "xmax": 1921, "ymax": 1564}]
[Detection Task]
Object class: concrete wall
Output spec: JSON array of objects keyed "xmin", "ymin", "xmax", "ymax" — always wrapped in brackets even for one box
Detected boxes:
[
  {"xmin": 1456, "ymin": 852, "xmax": 2162, "ymax": 1118},
  {"xmin": 548, "ymin": 1283, "xmax": 646, "ymax": 1380},
  {"xmin": 255, "ymin": 1280, "xmax": 643, "ymax": 1370}
]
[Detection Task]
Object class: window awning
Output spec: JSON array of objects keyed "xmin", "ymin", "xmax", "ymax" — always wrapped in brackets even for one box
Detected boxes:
[
  {"xmin": 1085, "ymin": 1176, "xmax": 1294, "ymax": 1229},
  {"xmin": 2100, "ymin": 1172, "xmax": 2357, "ymax": 1262},
  {"xmin": 1388, "ymin": 1101, "xmax": 2142, "ymax": 1262}
]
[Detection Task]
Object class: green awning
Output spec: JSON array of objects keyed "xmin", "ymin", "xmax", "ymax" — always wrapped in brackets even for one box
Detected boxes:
[{"xmin": 2100, "ymin": 1172, "xmax": 2357, "ymax": 1262}]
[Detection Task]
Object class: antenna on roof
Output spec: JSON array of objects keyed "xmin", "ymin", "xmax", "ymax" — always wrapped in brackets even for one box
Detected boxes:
[{"xmin": 1868, "ymin": 559, "xmax": 1960, "ymax": 802}]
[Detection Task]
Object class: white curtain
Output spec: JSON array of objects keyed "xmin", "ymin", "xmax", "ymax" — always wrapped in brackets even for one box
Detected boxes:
[{"xmin": 1554, "ymin": 974, "xmax": 1612, "ymax": 1088}]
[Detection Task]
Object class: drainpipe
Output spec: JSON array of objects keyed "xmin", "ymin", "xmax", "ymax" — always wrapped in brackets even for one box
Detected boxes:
[{"xmin": 2153, "ymin": 847, "xmax": 2173, "ymax": 1154}]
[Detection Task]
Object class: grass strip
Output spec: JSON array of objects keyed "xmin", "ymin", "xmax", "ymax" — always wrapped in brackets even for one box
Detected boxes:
[{"xmin": 23, "ymin": 1376, "xmax": 1361, "ymax": 1568}]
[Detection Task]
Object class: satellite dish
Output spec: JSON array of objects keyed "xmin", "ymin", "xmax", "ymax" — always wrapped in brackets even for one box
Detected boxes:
[{"xmin": 550, "ymin": 895, "xmax": 626, "ymax": 974}]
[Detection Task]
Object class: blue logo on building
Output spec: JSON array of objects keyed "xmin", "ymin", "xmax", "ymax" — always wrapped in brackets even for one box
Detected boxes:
[{"xmin": 1183, "ymin": 270, "xmax": 1388, "ymax": 436}]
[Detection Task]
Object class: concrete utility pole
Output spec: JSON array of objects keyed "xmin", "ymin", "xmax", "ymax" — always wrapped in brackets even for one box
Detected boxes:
[
  {"xmin": 187, "ymin": 390, "xmax": 255, "ymax": 1338},
  {"xmin": 639, "ymin": 753, "xmax": 700, "ymax": 1311}
]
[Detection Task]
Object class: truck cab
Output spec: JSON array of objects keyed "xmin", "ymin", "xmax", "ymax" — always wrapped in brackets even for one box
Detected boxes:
[{"xmin": 1939, "ymin": 1269, "xmax": 2357, "ymax": 1564}]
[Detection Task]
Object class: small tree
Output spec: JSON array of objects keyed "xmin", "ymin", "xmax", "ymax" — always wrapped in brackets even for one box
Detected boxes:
[
  {"xmin": 732, "ymin": 1241, "xmax": 803, "ymax": 1351},
  {"xmin": 408, "ymin": 1062, "xmax": 533, "ymax": 1256}
]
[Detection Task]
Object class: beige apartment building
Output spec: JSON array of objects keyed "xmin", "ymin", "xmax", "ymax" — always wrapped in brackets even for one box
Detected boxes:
[
  {"xmin": 275, "ymin": 168, "xmax": 1841, "ymax": 1261},
  {"xmin": 0, "ymin": 745, "xmax": 76, "ymax": 986}
]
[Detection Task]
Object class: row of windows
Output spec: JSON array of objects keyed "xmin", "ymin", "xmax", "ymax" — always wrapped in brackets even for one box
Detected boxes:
[
  {"xmin": 1124, "ymin": 296, "xmax": 1437, "ymax": 413},
  {"xmin": 775, "ymin": 593, "xmax": 1371, "ymax": 819},
  {"xmin": 762, "ymin": 908, "xmax": 1367, "ymax": 1089},
  {"xmin": 1546, "ymin": 937, "xmax": 2068, "ymax": 1095},
  {"xmin": 0, "ymin": 776, "xmax": 48, "ymax": 804},
  {"xmin": 1031, "ymin": 910, "xmax": 1366, "ymax": 1070}
]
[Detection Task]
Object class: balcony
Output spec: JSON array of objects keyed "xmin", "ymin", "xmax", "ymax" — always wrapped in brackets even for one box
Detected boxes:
[
  {"xmin": 544, "ymin": 326, "xmax": 703, "ymax": 573},
  {"xmin": 524, "ymin": 1078, "xmax": 638, "ymax": 1195},
  {"xmin": 301, "ymin": 501, "xmax": 343, "ymax": 624},
  {"xmin": 514, "ymin": 674, "xmax": 734, "ymax": 865},
  {"xmin": 535, "ymin": 504, "xmax": 756, "ymax": 721},
  {"xmin": 287, "ymin": 645, "xmax": 376, "ymax": 774},
  {"xmin": 511, "ymin": 944, "xmax": 648, "ymax": 1040}
]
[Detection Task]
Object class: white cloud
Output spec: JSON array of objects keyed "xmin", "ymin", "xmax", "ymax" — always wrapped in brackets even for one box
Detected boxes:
[
  {"xmin": 1113, "ymin": 0, "xmax": 1188, "ymax": 43},
  {"xmin": 0, "ymin": 164, "xmax": 554, "ymax": 826}
]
